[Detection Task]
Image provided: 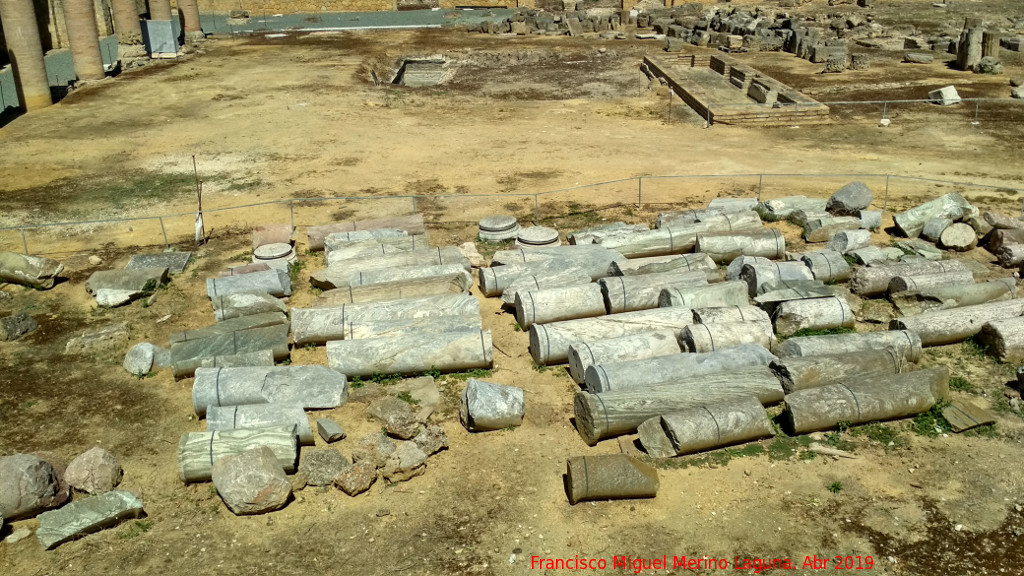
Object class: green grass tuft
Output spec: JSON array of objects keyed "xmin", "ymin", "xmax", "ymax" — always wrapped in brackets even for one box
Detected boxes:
[
  {"xmin": 789, "ymin": 326, "xmax": 857, "ymax": 339},
  {"xmin": 911, "ymin": 400, "xmax": 952, "ymax": 438},
  {"xmin": 827, "ymin": 481, "xmax": 843, "ymax": 494}
]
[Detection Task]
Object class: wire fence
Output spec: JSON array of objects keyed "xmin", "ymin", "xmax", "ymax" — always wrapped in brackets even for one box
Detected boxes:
[
  {"xmin": 1, "ymin": 172, "xmax": 1023, "ymax": 257},
  {"xmin": 704, "ymin": 97, "xmax": 1024, "ymax": 126}
]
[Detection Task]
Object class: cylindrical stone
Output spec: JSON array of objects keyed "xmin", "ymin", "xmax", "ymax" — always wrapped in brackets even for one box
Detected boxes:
[
  {"xmin": 0, "ymin": 0, "xmax": 53, "ymax": 110},
  {"xmin": 63, "ymin": 0, "xmax": 106, "ymax": 81},
  {"xmin": 599, "ymin": 270, "xmax": 708, "ymax": 313},
  {"xmin": 567, "ymin": 330, "xmax": 681, "ymax": 385},
  {"xmin": 566, "ymin": 455, "xmax": 659, "ymax": 504},
  {"xmin": 326, "ymin": 329, "xmax": 494, "ymax": 377},
  {"xmin": 773, "ymin": 296, "xmax": 855, "ymax": 337},
  {"xmin": 515, "ymin": 283, "xmax": 606, "ymax": 329}
]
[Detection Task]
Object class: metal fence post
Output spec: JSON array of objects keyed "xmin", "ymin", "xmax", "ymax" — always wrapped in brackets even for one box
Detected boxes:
[
  {"xmin": 158, "ymin": 217, "xmax": 168, "ymax": 248},
  {"xmin": 973, "ymin": 100, "xmax": 980, "ymax": 124},
  {"xmin": 534, "ymin": 195, "xmax": 540, "ymax": 222},
  {"xmin": 637, "ymin": 177, "xmax": 642, "ymax": 208},
  {"xmin": 757, "ymin": 174, "xmax": 763, "ymax": 201},
  {"xmin": 883, "ymin": 175, "xmax": 891, "ymax": 211},
  {"xmin": 20, "ymin": 228, "xmax": 28, "ymax": 255},
  {"xmin": 289, "ymin": 200, "xmax": 295, "ymax": 230},
  {"xmin": 411, "ymin": 196, "xmax": 417, "ymax": 215}
]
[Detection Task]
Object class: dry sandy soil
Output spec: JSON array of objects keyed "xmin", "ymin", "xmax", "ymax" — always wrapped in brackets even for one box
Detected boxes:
[{"xmin": 2, "ymin": 4, "xmax": 1024, "ymax": 574}]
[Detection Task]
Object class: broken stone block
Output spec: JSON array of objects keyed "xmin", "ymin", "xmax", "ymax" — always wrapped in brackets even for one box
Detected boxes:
[
  {"xmin": 929, "ymin": 85, "xmax": 961, "ymax": 106},
  {"xmin": 316, "ymin": 418, "xmax": 346, "ymax": 443},
  {"xmin": 211, "ymin": 446, "xmax": 291, "ymax": 515},
  {"xmin": 369, "ymin": 397, "xmax": 423, "ymax": 440},
  {"xmin": 65, "ymin": 448, "xmax": 123, "ymax": 494},
  {"xmin": 123, "ymin": 342, "xmax": 156, "ymax": 376},
  {"xmin": 36, "ymin": 490, "xmax": 143, "ymax": 549},
  {"xmin": 212, "ymin": 292, "xmax": 288, "ymax": 321},
  {"xmin": 904, "ymin": 52, "xmax": 934, "ymax": 64},
  {"xmin": 975, "ymin": 56, "xmax": 1002, "ymax": 74},
  {"xmin": 826, "ymin": 182, "xmax": 873, "ymax": 215},
  {"xmin": 0, "ymin": 454, "xmax": 70, "ymax": 520},
  {"xmin": 299, "ymin": 449, "xmax": 351, "ymax": 487},
  {"xmin": 457, "ymin": 242, "xmax": 486, "ymax": 268},
  {"xmin": 350, "ymin": 433, "xmax": 396, "ymax": 469},
  {"xmin": 460, "ymin": 379, "xmax": 525, "ymax": 432},
  {"xmin": 413, "ymin": 425, "xmax": 449, "ymax": 456},
  {"xmin": 0, "ymin": 252, "xmax": 64, "ymax": 289},
  {"xmin": 390, "ymin": 376, "xmax": 440, "ymax": 415},
  {"xmin": 206, "ymin": 269, "xmax": 291, "ymax": 299},
  {"xmin": 86, "ymin": 267, "xmax": 169, "ymax": 307},
  {"xmin": 197, "ymin": 348, "xmax": 275, "ymax": 369},
  {"xmin": 65, "ymin": 323, "xmax": 129, "ymax": 355},
  {"xmin": 381, "ymin": 441, "xmax": 427, "ymax": 482},
  {"xmin": 334, "ymin": 460, "xmax": 377, "ymax": 496},
  {"xmin": 0, "ymin": 313, "xmax": 37, "ymax": 341}
]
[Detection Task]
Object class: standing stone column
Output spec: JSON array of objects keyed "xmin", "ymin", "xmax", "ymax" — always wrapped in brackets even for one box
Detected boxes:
[
  {"xmin": 0, "ymin": 0, "xmax": 53, "ymax": 110},
  {"xmin": 149, "ymin": 0, "xmax": 173, "ymax": 21},
  {"xmin": 62, "ymin": 0, "xmax": 106, "ymax": 80},
  {"xmin": 177, "ymin": 0, "xmax": 203, "ymax": 43},
  {"xmin": 111, "ymin": 0, "xmax": 143, "ymax": 44},
  {"xmin": 956, "ymin": 18, "xmax": 983, "ymax": 71},
  {"xmin": 982, "ymin": 31, "xmax": 1000, "ymax": 59}
]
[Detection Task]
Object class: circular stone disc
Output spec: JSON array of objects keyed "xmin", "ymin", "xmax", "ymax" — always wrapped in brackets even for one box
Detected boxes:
[
  {"xmin": 254, "ymin": 242, "xmax": 294, "ymax": 260},
  {"xmin": 479, "ymin": 215, "xmax": 518, "ymax": 233},
  {"xmin": 517, "ymin": 226, "xmax": 559, "ymax": 245}
]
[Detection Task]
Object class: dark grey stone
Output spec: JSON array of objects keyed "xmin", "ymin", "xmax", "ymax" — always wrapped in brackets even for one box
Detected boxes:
[
  {"xmin": 0, "ymin": 313, "xmax": 37, "ymax": 341},
  {"xmin": 299, "ymin": 449, "xmax": 351, "ymax": 486},
  {"xmin": 0, "ymin": 454, "xmax": 70, "ymax": 521},
  {"xmin": 826, "ymin": 181, "xmax": 873, "ymax": 215},
  {"xmin": 123, "ymin": 342, "xmax": 156, "ymax": 376},
  {"xmin": 316, "ymin": 418, "xmax": 346, "ymax": 443},
  {"xmin": 125, "ymin": 252, "xmax": 192, "ymax": 274}
]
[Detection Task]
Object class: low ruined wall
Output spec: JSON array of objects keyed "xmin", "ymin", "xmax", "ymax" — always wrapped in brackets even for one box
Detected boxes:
[{"xmin": 195, "ymin": 0, "xmax": 397, "ymax": 13}]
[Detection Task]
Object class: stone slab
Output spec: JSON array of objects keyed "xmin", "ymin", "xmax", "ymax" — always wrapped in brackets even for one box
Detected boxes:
[
  {"xmin": 125, "ymin": 252, "xmax": 192, "ymax": 274},
  {"xmin": 36, "ymin": 490, "xmax": 143, "ymax": 549}
]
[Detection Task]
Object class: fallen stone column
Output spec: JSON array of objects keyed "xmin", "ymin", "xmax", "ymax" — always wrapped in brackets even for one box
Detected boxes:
[
  {"xmin": 310, "ymin": 247, "xmax": 468, "ymax": 290},
  {"xmin": 773, "ymin": 296, "xmax": 855, "ymax": 337},
  {"xmin": 987, "ymin": 229, "xmax": 1024, "ymax": 253},
  {"xmin": 890, "ymin": 278, "xmax": 1017, "ymax": 315},
  {"xmin": 939, "ymin": 223, "xmax": 977, "ymax": 252},
  {"xmin": 515, "ymin": 283, "xmax": 606, "ymax": 328},
  {"xmin": 171, "ymin": 324, "xmax": 290, "ymax": 379},
  {"xmin": 346, "ymin": 314, "xmax": 481, "ymax": 339},
  {"xmin": 893, "ymin": 193, "xmax": 974, "ymax": 238},
  {"xmin": 600, "ymin": 270, "xmax": 708, "ymax": 313},
  {"xmin": 656, "ymin": 209, "xmax": 762, "ymax": 230},
  {"xmin": 36, "ymin": 491, "xmax": 144, "ymax": 550},
  {"xmin": 782, "ymin": 367, "xmax": 949, "ymax": 434},
  {"xmin": 695, "ymin": 229, "xmax": 786, "ymax": 263},
  {"xmin": 198, "ymin": 349, "xmax": 275, "ymax": 369},
  {"xmin": 324, "ymin": 235, "xmax": 425, "ymax": 264},
  {"xmin": 326, "ymin": 329, "xmax": 493, "ymax": 377},
  {"xmin": 997, "ymin": 244, "xmax": 1024, "ymax": 268},
  {"xmin": 479, "ymin": 260, "xmax": 587, "ymax": 297},
  {"xmin": 658, "ymin": 281, "xmax": 749, "ymax": 308},
  {"xmin": 800, "ymin": 250, "xmax": 851, "ymax": 283},
  {"xmin": 177, "ymin": 425, "xmax": 298, "ymax": 483},
  {"xmin": 585, "ymin": 348, "xmax": 777, "ymax": 393},
  {"xmin": 317, "ymin": 271, "xmax": 473, "ymax": 306},
  {"xmin": 530, "ymin": 307, "xmax": 695, "ymax": 365},
  {"xmin": 826, "ymin": 229, "xmax": 872, "ymax": 253},
  {"xmin": 568, "ymin": 222, "xmax": 649, "ymax": 245},
  {"xmin": 739, "ymin": 260, "xmax": 813, "ymax": 296},
  {"xmin": 206, "ymin": 269, "xmax": 291, "ymax": 299},
  {"xmin": 501, "ymin": 269, "xmax": 592, "ymax": 307},
  {"xmin": 778, "ymin": 330, "xmax": 922, "ymax": 362},
  {"xmin": 566, "ymin": 455, "xmax": 659, "ymax": 504},
  {"xmin": 206, "ymin": 403, "xmax": 315, "ymax": 445},
  {"xmin": 890, "ymin": 299, "xmax": 1024, "ymax": 346},
  {"xmin": 573, "ymin": 373, "xmax": 785, "ymax": 445},
  {"xmin": 170, "ymin": 312, "xmax": 289, "ymax": 344},
  {"xmin": 849, "ymin": 260, "xmax": 969, "ymax": 296},
  {"xmin": 567, "ymin": 330, "xmax": 681, "ymax": 384},
  {"xmin": 610, "ymin": 253, "xmax": 717, "ymax": 276},
  {"xmin": 0, "ymin": 252, "xmax": 64, "ymax": 289},
  {"xmin": 681, "ymin": 322, "xmax": 776, "ymax": 353},
  {"xmin": 888, "ymin": 271, "xmax": 974, "ymax": 294},
  {"xmin": 323, "ymin": 228, "xmax": 407, "ymax": 246},
  {"xmin": 756, "ymin": 196, "xmax": 827, "ymax": 221},
  {"xmin": 638, "ymin": 397, "xmax": 773, "ymax": 458},
  {"xmin": 348, "ymin": 263, "xmax": 469, "ymax": 288},
  {"xmin": 459, "ymin": 379, "xmax": 525, "ymax": 431},
  {"xmin": 191, "ymin": 366, "xmax": 349, "ymax": 416},
  {"xmin": 598, "ymin": 213, "xmax": 762, "ymax": 258},
  {"xmin": 976, "ymin": 317, "xmax": 1024, "ymax": 362},
  {"xmin": 491, "ymin": 245, "xmax": 622, "ymax": 267},
  {"xmin": 212, "ymin": 293, "xmax": 288, "ymax": 321},
  {"xmin": 292, "ymin": 293, "xmax": 480, "ymax": 344},
  {"xmin": 803, "ymin": 216, "xmax": 861, "ymax": 243},
  {"xmin": 770, "ymin": 348, "xmax": 908, "ymax": 393},
  {"xmin": 306, "ymin": 215, "xmax": 425, "ymax": 251},
  {"xmin": 692, "ymin": 305, "xmax": 770, "ymax": 326}
]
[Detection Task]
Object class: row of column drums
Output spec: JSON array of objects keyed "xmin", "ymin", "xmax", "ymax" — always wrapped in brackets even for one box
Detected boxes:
[{"xmin": 0, "ymin": 0, "xmax": 202, "ymax": 111}]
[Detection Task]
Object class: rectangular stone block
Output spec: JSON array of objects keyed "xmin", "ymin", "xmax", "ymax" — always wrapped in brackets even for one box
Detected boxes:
[{"xmin": 36, "ymin": 491, "xmax": 144, "ymax": 550}]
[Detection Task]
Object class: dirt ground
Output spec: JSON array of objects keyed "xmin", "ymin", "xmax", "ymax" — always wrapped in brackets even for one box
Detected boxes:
[{"xmin": 3, "ymin": 4, "xmax": 1024, "ymax": 574}]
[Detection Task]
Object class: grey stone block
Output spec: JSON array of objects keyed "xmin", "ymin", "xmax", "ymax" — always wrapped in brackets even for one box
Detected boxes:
[
  {"xmin": 0, "ymin": 313, "xmax": 37, "ymax": 341},
  {"xmin": 0, "ymin": 454, "xmax": 69, "ymax": 520},
  {"xmin": 123, "ymin": 342, "xmax": 156, "ymax": 376},
  {"xmin": 65, "ymin": 448, "xmax": 123, "ymax": 494},
  {"xmin": 171, "ymin": 324, "xmax": 290, "ymax": 378},
  {"xmin": 126, "ymin": 251, "xmax": 191, "ymax": 274},
  {"xmin": 36, "ymin": 490, "xmax": 143, "ymax": 549},
  {"xmin": 206, "ymin": 269, "xmax": 291, "ymax": 299},
  {"xmin": 460, "ymin": 379, "xmax": 525, "ymax": 432},
  {"xmin": 826, "ymin": 181, "xmax": 873, "ymax": 215},
  {"xmin": 86, "ymin": 267, "xmax": 169, "ymax": 307},
  {"xmin": 299, "ymin": 449, "xmax": 350, "ymax": 486},
  {"xmin": 212, "ymin": 446, "xmax": 290, "ymax": 515},
  {"xmin": 316, "ymin": 419, "xmax": 346, "ymax": 443},
  {"xmin": 0, "ymin": 252, "xmax": 63, "ymax": 289}
]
